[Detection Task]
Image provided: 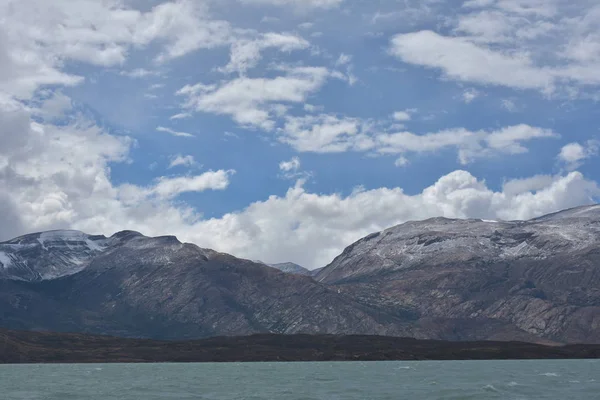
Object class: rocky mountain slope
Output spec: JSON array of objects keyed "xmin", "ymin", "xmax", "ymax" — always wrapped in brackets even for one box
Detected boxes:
[
  {"xmin": 315, "ymin": 204, "xmax": 600, "ymax": 344},
  {"xmin": 0, "ymin": 231, "xmax": 411, "ymax": 340},
  {"xmin": 1, "ymin": 204, "xmax": 599, "ymax": 343}
]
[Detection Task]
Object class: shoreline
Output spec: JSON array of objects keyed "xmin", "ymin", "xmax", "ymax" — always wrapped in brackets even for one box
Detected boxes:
[{"xmin": 2, "ymin": 329, "xmax": 599, "ymax": 364}]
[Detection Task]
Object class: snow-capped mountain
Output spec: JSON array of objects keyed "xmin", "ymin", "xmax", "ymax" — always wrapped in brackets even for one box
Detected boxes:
[
  {"xmin": 317, "ymin": 204, "xmax": 600, "ymax": 284},
  {"xmin": 315, "ymin": 204, "xmax": 600, "ymax": 344},
  {"xmin": 0, "ymin": 230, "xmax": 409, "ymax": 340},
  {"xmin": 1, "ymin": 204, "xmax": 599, "ymax": 344},
  {"xmin": 0, "ymin": 230, "xmax": 116, "ymax": 281}
]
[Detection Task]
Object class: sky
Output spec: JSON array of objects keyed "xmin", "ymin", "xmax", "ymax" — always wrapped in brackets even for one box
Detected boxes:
[{"xmin": 1, "ymin": 0, "xmax": 600, "ymax": 269}]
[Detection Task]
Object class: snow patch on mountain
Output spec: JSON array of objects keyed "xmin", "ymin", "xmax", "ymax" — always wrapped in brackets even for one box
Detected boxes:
[
  {"xmin": 0, "ymin": 252, "xmax": 13, "ymax": 268},
  {"xmin": 317, "ymin": 204, "xmax": 600, "ymax": 283},
  {"xmin": 0, "ymin": 230, "xmax": 121, "ymax": 281}
]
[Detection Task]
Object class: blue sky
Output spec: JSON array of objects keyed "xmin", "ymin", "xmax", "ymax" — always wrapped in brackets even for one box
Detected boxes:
[{"xmin": 1, "ymin": 0, "xmax": 599, "ymax": 268}]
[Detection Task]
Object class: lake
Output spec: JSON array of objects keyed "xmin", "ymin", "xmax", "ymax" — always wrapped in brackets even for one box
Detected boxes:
[{"xmin": 1, "ymin": 360, "xmax": 598, "ymax": 399}]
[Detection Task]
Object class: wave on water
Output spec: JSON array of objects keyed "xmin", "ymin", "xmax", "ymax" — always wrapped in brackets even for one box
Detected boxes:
[
  {"xmin": 483, "ymin": 384, "xmax": 499, "ymax": 392},
  {"xmin": 540, "ymin": 373, "xmax": 560, "ymax": 377}
]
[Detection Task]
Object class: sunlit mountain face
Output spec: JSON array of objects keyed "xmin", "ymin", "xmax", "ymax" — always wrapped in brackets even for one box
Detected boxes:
[{"xmin": 1, "ymin": 0, "xmax": 599, "ymax": 271}]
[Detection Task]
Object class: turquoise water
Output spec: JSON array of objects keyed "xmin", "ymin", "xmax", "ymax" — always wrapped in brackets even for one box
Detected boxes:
[{"xmin": 0, "ymin": 360, "xmax": 598, "ymax": 399}]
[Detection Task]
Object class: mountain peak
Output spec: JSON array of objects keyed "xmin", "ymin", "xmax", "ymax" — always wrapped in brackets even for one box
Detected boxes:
[
  {"xmin": 110, "ymin": 230, "xmax": 145, "ymax": 240},
  {"xmin": 268, "ymin": 262, "xmax": 312, "ymax": 276},
  {"xmin": 531, "ymin": 204, "xmax": 600, "ymax": 222}
]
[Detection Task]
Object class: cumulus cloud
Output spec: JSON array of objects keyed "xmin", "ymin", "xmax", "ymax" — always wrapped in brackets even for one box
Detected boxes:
[
  {"xmin": 176, "ymin": 66, "xmax": 332, "ymax": 130},
  {"xmin": 119, "ymin": 171, "xmax": 234, "ymax": 203},
  {"xmin": 162, "ymin": 170, "xmax": 598, "ymax": 268},
  {"xmin": 377, "ymin": 124, "xmax": 558, "ymax": 164},
  {"xmin": 392, "ymin": 110, "xmax": 413, "ymax": 121},
  {"xmin": 278, "ymin": 156, "xmax": 307, "ymax": 180},
  {"xmin": 394, "ymin": 156, "xmax": 410, "ymax": 167},
  {"xmin": 169, "ymin": 155, "xmax": 197, "ymax": 169},
  {"xmin": 462, "ymin": 88, "xmax": 481, "ymax": 103},
  {"xmin": 279, "ymin": 157, "xmax": 301, "ymax": 172},
  {"xmin": 389, "ymin": 3, "xmax": 600, "ymax": 95},
  {"xmin": 34, "ymin": 91, "xmax": 73, "ymax": 119},
  {"xmin": 1, "ymin": 0, "xmax": 599, "ymax": 273},
  {"xmin": 0, "ymin": 101, "xmax": 232, "ymax": 239},
  {"xmin": 1, "ymin": 101, "xmax": 598, "ymax": 269},
  {"xmin": 220, "ymin": 33, "xmax": 310, "ymax": 75},
  {"xmin": 279, "ymin": 114, "xmax": 374, "ymax": 153},
  {"xmin": 239, "ymin": 0, "xmax": 344, "ymax": 9},
  {"xmin": 558, "ymin": 141, "xmax": 599, "ymax": 170},
  {"xmin": 0, "ymin": 0, "xmax": 235, "ymax": 97},
  {"xmin": 335, "ymin": 53, "xmax": 352, "ymax": 66},
  {"xmin": 274, "ymin": 112, "xmax": 558, "ymax": 164},
  {"xmin": 390, "ymin": 30, "xmax": 554, "ymax": 91}
]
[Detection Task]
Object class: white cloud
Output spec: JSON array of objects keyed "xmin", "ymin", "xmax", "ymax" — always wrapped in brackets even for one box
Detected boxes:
[
  {"xmin": 485, "ymin": 124, "xmax": 557, "ymax": 153},
  {"xmin": 119, "ymin": 171, "xmax": 233, "ymax": 203},
  {"xmin": 171, "ymin": 170, "xmax": 598, "ymax": 268},
  {"xmin": 463, "ymin": 0, "xmax": 496, "ymax": 8},
  {"xmin": 156, "ymin": 126, "xmax": 195, "ymax": 138},
  {"xmin": 0, "ymin": 101, "xmax": 234, "ymax": 240},
  {"xmin": 335, "ymin": 53, "xmax": 352, "ymax": 66},
  {"xmin": 558, "ymin": 141, "xmax": 599, "ymax": 170},
  {"xmin": 376, "ymin": 124, "xmax": 558, "ymax": 164},
  {"xmin": 238, "ymin": 0, "xmax": 344, "ymax": 10},
  {"xmin": 221, "ymin": 33, "xmax": 310, "ymax": 75},
  {"xmin": 279, "ymin": 114, "xmax": 374, "ymax": 153},
  {"xmin": 34, "ymin": 91, "xmax": 73, "ymax": 119},
  {"xmin": 502, "ymin": 174, "xmax": 556, "ymax": 195},
  {"xmin": 394, "ymin": 156, "xmax": 410, "ymax": 167},
  {"xmin": 176, "ymin": 66, "xmax": 332, "ymax": 130},
  {"xmin": 462, "ymin": 88, "xmax": 481, "ymax": 103},
  {"xmin": 495, "ymin": 0, "xmax": 559, "ymax": 18},
  {"xmin": 169, "ymin": 155, "xmax": 197, "ymax": 169},
  {"xmin": 279, "ymin": 157, "xmax": 301, "ymax": 172},
  {"xmin": 170, "ymin": 113, "xmax": 193, "ymax": 120},
  {"xmin": 389, "ymin": 4, "xmax": 600, "ymax": 95},
  {"xmin": 151, "ymin": 172, "xmax": 232, "ymax": 198},
  {"xmin": 501, "ymin": 99, "xmax": 518, "ymax": 111},
  {"xmin": 390, "ymin": 30, "xmax": 554, "ymax": 91},
  {"xmin": 1, "ymin": 0, "xmax": 599, "ymax": 273},
  {"xmin": 392, "ymin": 110, "xmax": 413, "ymax": 121},
  {"xmin": 1, "ymin": 102, "xmax": 598, "ymax": 269},
  {"xmin": 273, "ymin": 110, "xmax": 558, "ymax": 163},
  {"xmin": 0, "ymin": 0, "xmax": 236, "ymax": 99},
  {"xmin": 120, "ymin": 69, "xmax": 161, "ymax": 79}
]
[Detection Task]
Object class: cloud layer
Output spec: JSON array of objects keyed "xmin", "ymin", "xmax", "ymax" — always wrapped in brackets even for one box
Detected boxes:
[{"xmin": 1, "ymin": 0, "xmax": 599, "ymax": 271}]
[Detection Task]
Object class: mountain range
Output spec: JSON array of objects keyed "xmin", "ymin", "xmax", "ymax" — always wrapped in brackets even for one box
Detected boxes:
[{"xmin": 1, "ymin": 205, "xmax": 599, "ymax": 344}]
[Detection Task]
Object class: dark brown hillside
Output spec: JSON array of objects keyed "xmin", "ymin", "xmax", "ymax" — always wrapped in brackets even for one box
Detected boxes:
[{"xmin": 2, "ymin": 328, "xmax": 599, "ymax": 364}]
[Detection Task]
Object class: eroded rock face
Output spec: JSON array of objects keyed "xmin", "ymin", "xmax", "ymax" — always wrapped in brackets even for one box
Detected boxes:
[{"xmin": 315, "ymin": 205, "xmax": 600, "ymax": 344}]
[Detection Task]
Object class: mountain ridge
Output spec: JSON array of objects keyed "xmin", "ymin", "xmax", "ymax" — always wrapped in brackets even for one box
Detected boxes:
[
  {"xmin": 314, "ymin": 204, "xmax": 600, "ymax": 344},
  {"xmin": 1, "ymin": 204, "xmax": 599, "ymax": 344}
]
